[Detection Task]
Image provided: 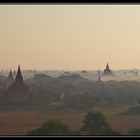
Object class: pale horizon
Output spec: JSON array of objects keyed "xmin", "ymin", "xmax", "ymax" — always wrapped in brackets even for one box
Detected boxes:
[{"xmin": 1, "ymin": 5, "xmax": 140, "ymax": 71}]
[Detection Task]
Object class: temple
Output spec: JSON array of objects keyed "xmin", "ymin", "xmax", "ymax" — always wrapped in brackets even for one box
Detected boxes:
[
  {"xmin": 103, "ymin": 62, "xmax": 112, "ymax": 76},
  {"xmin": 60, "ymin": 85, "xmax": 73, "ymax": 100},
  {"xmin": 5, "ymin": 65, "xmax": 32, "ymax": 105}
]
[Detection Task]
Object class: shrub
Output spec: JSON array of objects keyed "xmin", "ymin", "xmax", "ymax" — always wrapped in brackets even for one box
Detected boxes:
[{"xmin": 28, "ymin": 120, "xmax": 72, "ymax": 136}]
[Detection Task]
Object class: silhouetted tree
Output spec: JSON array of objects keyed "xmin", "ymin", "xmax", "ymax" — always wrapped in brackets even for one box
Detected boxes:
[{"xmin": 80, "ymin": 111, "xmax": 118, "ymax": 135}]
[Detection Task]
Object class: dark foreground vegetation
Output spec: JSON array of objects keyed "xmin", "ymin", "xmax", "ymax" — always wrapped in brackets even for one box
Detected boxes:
[
  {"xmin": 0, "ymin": 74, "xmax": 140, "ymax": 135},
  {"xmin": 28, "ymin": 111, "xmax": 120, "ymax": 136}
]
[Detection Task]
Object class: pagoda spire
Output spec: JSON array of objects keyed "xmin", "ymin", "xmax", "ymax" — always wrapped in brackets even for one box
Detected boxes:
[
  {"xmin": 8, "ymin": 69, "xmax": 14, "ymax": 81},
  {"xmin": 15, "ymin": 65, "xmax": 23, "ymax": 83},
  {"xmin": 106, "ymin": 62, "xmax": 109, "ymax": 69},
  {"xmin": 103, "ymin": 62, "xmax": 112, "ymax": 75},
  {"xmin": 97, "ymin": 69, "xmax": 101, "ymax": 82}
]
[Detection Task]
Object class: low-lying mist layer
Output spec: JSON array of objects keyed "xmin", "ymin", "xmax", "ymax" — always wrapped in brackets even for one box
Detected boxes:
[{"xmin": 1, "ymin": 69, "xmax": 140, "ymax": 81}]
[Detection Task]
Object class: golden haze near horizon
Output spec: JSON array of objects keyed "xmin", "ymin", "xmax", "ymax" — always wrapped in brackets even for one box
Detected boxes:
[{"xmin": 0, "ymin": 5, "xmax": 140, "ymax": 71}]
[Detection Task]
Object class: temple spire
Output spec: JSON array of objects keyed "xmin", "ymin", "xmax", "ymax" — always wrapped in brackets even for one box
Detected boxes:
[
  {"xmin": 103, "ymin": 62, "xmax": 112, "ymax": 76},
  {"xmin": 15, "ymin": 65, "xmax": 23, "ymax": 83},
  {"xmin": 106, "ymin": 62, "xmax": 109, "ymax": 69},
  {"xmin": 6, "ymin": 65, "xmax": 31, "ymax": 105},
  {"xmin": 8, "ymin": 69, "xmax": 14, "ymax": 81}
]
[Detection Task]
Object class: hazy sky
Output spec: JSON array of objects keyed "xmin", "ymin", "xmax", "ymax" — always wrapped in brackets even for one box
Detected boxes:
[{"xmin": 0, "ymin": 5, "xmax": 140, "ymax": 70}]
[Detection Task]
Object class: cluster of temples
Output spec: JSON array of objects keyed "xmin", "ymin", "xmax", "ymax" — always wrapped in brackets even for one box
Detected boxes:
[{"xmin": 3, "ymin": 62, "xmax": 112, "ymax": 104}]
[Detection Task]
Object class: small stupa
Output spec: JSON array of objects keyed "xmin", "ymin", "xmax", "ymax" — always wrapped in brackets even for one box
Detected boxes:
[
  {"xmin": 103, "ymin": 62, "xmax": 112, "ymax": 76},
  {"xmin": 60, "ymin": 85, "xmax": 73, "ymax": 100}
]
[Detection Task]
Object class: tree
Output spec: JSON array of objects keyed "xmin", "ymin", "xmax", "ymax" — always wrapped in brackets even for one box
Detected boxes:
[
  {"xmin": 80, "ymin": 111, "xmax": 118, "ymax": 135},
  {"xmin": 27, "ymin": 120, "xmax": 72, "ymax": 136}
]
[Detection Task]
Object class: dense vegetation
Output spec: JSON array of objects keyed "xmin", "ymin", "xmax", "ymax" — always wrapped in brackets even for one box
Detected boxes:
[
  {"xmin": 25, "ymin": 75, "xmax": 140, "ymax": 109},
  {"xmin": 0, "ymin": 74, "xmax": 140, "ymax": 110}
]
